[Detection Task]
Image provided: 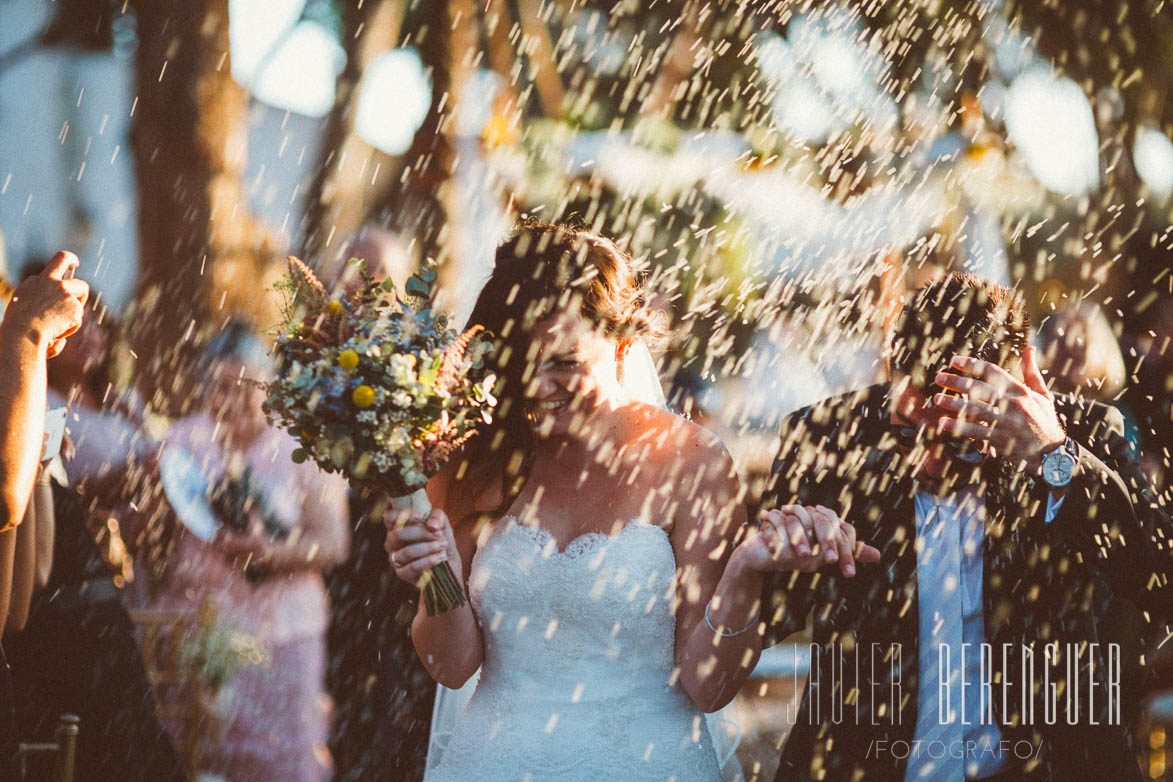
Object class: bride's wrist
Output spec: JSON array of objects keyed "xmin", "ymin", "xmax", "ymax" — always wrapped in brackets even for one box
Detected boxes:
[
  {"xmin": 727, "ymin": 543, "xmax": 765, "ymax": 582},
  {"xmin": 704, "ymin": 580, "xmax": 760, "ymax": 637},
  {"xmin": 705, "ymin": 553, "xmax": 763, "ymax": 633},
  {"xmin": 704, "ymin": 598, "xmax": 758, "ymax": 638}
]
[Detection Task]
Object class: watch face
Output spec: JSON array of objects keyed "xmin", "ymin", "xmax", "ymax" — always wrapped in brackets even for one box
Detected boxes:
[
  {"xmin": 1044, "ymin": 462, "xmax": 1070, "ymax": 485},
  {"xmin": 1042, "ymin": 445, "xmax": 1076, "ymax": 487}
]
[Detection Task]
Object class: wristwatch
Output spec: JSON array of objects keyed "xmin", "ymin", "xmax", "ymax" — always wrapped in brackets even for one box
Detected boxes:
[{"xmin": 1040, "ymin": 437, "xmax": 1079, "ymax": 487}]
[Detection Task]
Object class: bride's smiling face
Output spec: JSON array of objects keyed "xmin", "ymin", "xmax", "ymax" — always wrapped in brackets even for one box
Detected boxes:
[{"xmin": 523, "ymin": 310, "xmax": 627, "ymax": 439}]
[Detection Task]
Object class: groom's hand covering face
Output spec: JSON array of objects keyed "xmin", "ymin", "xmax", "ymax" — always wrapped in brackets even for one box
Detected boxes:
[{"xmin": 929, "ymin": 345, "xmax": 1067, "ymax": 468}]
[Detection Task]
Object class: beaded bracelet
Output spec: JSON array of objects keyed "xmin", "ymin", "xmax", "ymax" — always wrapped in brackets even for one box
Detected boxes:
[{"xmin": 704, "ymin": 601, "xmax": 758, "ymax": 638}]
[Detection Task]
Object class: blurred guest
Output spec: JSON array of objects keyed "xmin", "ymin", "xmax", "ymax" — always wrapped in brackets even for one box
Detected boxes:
[
  {"xmin": 146, "ymin": 321, "xmax": 348, "ymax": 782},
  {"xmin": 45, "ymin": 299, "xmax": 152, "ymax": 483},
  {"xmin": 16, "ymin": 256, "xmax": 153, "ymax": 508},
  {"xmin": 41, "ymin": 296, "xmax": 151, "ymax": 576},
  {"xmin": 4, "ymin": 265, "xmax": 182, "ymax": 780},
  {"xmin": 1037, "ymin": 301, "xmax": 1164, "ymax": 730},
  {"xmin": 0, "ymin": 251, "xmax": 87, "ymax": 778},
  {"xmin": 328, "ymin": 226, "xmax": 418, "ymax": 297},
  {"xmin": 1038, "ymin": 301, "xmax": 1127, "ymax": 400}
]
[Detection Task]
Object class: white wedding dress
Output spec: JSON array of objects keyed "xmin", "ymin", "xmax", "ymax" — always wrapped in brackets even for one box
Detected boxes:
[{"xmin": 423, "ymin": 515, "xmax": 723, "ymax": 782}]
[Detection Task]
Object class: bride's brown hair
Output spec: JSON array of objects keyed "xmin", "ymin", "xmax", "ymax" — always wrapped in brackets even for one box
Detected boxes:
[{"xmin": 455, "ymin": 219, "xmax": 662, "ymax": 524}]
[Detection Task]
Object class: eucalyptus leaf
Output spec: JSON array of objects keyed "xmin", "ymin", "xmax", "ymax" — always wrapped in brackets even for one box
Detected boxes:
[{"xmin": 405, "ymin": 277, "xmax": 430, "ymax": 298}]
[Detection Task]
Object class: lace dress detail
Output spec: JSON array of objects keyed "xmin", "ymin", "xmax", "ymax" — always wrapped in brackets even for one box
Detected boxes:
[{"xmin": 425, "ymin": 517, "xmax": 721, "ymax": 782}]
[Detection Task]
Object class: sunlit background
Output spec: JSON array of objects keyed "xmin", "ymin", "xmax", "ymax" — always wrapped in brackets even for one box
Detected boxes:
[{"xmin": 7, "ymin": 0, "xmax": 1173, "ymax": 311}]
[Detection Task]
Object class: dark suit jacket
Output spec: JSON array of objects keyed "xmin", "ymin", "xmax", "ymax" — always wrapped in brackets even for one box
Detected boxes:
[{"xmin": 760, "ymin": 384, "xmax": 1172, "ymax": 782}]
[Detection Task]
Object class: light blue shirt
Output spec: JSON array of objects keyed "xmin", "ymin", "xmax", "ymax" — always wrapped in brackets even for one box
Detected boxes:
[{"xmin": 905, "ymin": 486, "xmax": 1064, "ymax": 782}]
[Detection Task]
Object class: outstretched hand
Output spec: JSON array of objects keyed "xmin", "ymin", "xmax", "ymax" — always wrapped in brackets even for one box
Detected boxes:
[
  {"xmin": 737, "ymin": 505, "xmax": 880, "ymax": 578},
  {"xmin": 932, "ymin": 346, "xmax": 1066, "ymax": 468}
]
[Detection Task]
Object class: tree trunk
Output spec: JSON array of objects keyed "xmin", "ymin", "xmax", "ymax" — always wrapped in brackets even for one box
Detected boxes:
[
  {"xmin": 515, "ymin": 0, "xmax": 564, "ymax": 118},
  {"xmin": 127, "ymin": 0, "xmax": 273, "ymax": 410},
  {"xmin": 384, "ymin": 0, "xmax": 478, "ymax": 310},
  {"xmin": 1009, "ymin": 0, "xmax": 1172, "ymax": 315},
  {"xmin": 641, "ymin": 1, "xmax": 713, "ymax": 121}
]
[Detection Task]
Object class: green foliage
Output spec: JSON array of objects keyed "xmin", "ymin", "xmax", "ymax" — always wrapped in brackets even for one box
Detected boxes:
[{"xmin": 179, "ymin": 621, "xmax": 270, "ymax": 693}]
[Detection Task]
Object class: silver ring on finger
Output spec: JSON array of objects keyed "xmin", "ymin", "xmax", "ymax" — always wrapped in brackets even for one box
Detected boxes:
[{"xmin": 390, "ymin": 551, "xmax": 402, "ymax": 567}]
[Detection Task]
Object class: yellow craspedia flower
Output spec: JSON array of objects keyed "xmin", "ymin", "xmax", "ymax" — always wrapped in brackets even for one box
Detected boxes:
[
  {"xmin": 326, "ymin": 300, "xmax": 343, "ymax": 315},
  {"xmin": 352, "ymin": 384, "xmax": 376, "ymax": 408},
  {"xmin": 337, "ymin": 349, "xmax": 359, "ymax": 370}
]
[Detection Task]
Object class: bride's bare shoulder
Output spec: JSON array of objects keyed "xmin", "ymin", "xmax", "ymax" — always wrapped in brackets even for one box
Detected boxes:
[
  {"xmin": 621, "ymin": 403, "xmax": 742, "ymax": 539},
  {"xmin": 620, "ymin": 401, "xmax": 733, "ymax": 470}
]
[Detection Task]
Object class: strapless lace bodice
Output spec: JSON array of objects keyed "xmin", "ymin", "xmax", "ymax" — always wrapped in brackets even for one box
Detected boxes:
[{"xmin": 425, "ymin": 517, "xmax": 721, "ymax": 782}]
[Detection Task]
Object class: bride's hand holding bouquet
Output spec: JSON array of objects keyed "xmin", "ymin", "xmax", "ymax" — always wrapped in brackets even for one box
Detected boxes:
[{"xmin": 383, "ymin": 504, "xmax": 460, "ymax": 592}]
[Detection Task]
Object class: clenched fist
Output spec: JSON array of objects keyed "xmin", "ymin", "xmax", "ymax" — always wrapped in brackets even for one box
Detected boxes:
[{"xmin": 4, "ymin": 251, "xmax": 89, "ymax": 358}]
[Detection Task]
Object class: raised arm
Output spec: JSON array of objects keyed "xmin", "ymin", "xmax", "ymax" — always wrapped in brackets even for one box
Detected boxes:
[
  {"xmin": 935, "ymin": 348, "xmax": 1173, "ymax": 622},
  {"xmin": 0, "ymin": 251, "xmax": 87, "ymax": 533},
  {"xmin": 0, "ymin": 251, "xmax": 87, "ymax": 630},
  {"xmin": 6, "ymin": 472, "xmax": 61, "ymax": 632},
  {"xmin": 5, "ymin": 487, "xmax": 40, "ymax": 632}
]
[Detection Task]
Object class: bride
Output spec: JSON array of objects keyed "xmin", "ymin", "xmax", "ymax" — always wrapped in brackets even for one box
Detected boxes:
[{"xmin": 384, "ymin": 221, "xmax": 870, "ymax": 781}]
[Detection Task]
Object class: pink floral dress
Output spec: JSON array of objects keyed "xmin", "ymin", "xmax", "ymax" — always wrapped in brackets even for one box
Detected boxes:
[{"xmin": 146, "ymin": 414, "xmax": 348, "ymax": 782}]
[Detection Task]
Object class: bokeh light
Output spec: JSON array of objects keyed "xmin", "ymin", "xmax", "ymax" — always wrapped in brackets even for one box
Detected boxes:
[{"xmin": 354, "ymin": 49, "xmax": 432, "ymax": 156}]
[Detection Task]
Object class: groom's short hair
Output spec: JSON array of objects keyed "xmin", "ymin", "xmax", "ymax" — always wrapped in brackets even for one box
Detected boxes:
[{"xmin": 889, "ymin": 272, "xmax": 1030, "ymax": 393}]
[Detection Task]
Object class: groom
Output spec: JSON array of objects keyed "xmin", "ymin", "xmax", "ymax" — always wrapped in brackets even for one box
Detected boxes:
[{"xmin": 759, "ymin": 272, "xmax": 1171, "ymax": 781}]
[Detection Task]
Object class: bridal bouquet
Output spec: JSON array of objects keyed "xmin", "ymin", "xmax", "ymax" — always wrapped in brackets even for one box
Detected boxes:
[{"xmin": 265, "ymin": 256, "xmax": 495, "ymax": 614}]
